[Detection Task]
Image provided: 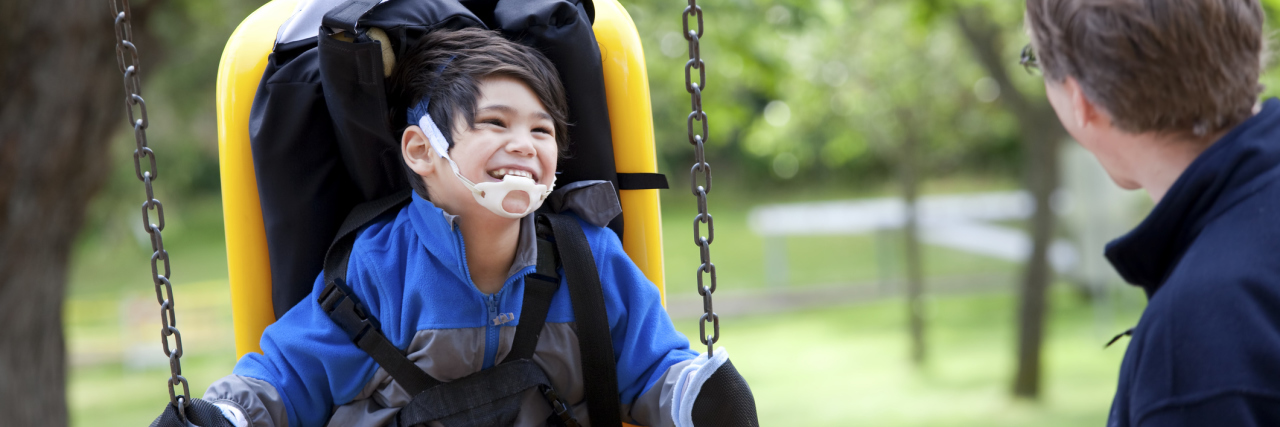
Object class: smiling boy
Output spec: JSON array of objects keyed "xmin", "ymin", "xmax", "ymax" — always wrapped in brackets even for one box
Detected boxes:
[
  {"xmin": 1024, "ymin": 0, "xmax": 1280, "ymax": 425},
  {"xmin": 154, "ymin": 28, "xmax": 755, "ymax": 427}
]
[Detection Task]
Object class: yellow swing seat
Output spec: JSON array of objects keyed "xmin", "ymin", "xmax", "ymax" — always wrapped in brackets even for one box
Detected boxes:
[{"xmin": 215, "ymin": 0, "xmax": 667, "ymax": 361}]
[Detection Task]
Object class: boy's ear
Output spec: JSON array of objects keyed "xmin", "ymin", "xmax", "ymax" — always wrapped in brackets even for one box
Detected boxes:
[{"xmin": 402, "ymin": 125, "xmax": 437, "ymax": 177}]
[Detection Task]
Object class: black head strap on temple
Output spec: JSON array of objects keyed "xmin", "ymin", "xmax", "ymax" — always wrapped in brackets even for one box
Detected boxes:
[{"xmin": 405, "ymin": 56, "xmax": 456, "ymax": 127}]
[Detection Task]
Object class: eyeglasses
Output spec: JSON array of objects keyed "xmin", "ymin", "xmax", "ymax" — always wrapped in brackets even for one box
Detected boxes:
[{"xmin": 1020, "ymin": 44, "xmax": 1041, "ymax": 75}]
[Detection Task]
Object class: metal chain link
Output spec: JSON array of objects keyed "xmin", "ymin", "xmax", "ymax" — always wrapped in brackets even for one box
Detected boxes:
[
  {"xmin": 110, "ymin": 0, "xmax": 190, "ymax": 420},
  {"xmin": 683, "ymin": 0, "xmax": 719, "ymax": 355}
]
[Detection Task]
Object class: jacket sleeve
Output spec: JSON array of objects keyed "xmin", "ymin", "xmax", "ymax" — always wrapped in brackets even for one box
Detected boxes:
[
  {"xmin": 205, "ymin": 256, "xmax": 386, "ymax": 427},
  {"xmin": 580, "ymin": 219, "xmax": 699, "ymax": 426}
]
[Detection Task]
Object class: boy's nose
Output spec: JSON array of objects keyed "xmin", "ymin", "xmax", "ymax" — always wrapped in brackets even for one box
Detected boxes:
[{"xmin": 505, "ymin": 133, "xmax": 537, "ymax": 157}]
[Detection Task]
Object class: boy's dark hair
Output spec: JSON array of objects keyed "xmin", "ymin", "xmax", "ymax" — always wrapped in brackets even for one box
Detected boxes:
[
  {"xmin": 386, "ymin": 28, "xmax": 571, "ymax": 198},
  {"xmin": 1026, "ymin": 0, "xmax": 1266, "ymax": 137}
]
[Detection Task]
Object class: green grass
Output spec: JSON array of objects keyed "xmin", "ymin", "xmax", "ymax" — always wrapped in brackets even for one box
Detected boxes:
[
  {"xmin": 69, "ymin": 279, "xmax": 1142, "ymax": 426},
  {"xmin": 668, "ymin": 289, "xmax": 1141, "ymax": 426},
  {"xmin": 65, "ymin": 179, "xmax": 1143, "ymax": 426}
]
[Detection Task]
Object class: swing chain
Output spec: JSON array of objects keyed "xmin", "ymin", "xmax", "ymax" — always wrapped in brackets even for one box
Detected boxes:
[
  {"xmin": 684, "ymin": 0, "xmax": 719, "ymax": 355},
  {"xmin": 110, "ymin": 0, "xmax": 190, "ymax": 419}
]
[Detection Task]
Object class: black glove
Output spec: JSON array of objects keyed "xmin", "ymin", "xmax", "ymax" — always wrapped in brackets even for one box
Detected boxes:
[
  {"xmin": 691, "ymin": 359, "xmax": 759, "ymax": 427},
  {"xmin": 150, "ymin": 397, "xmax": 236, "ymax": 427}
]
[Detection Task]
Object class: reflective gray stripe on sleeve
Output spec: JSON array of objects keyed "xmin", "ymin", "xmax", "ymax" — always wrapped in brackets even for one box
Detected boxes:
[
  {"xmin": 627, "ymin": 359, "xmax": 694, "ymax": 427},
  {"xmin": 204, "ymin": 375, "xmax": 289, "ymax": 427}
]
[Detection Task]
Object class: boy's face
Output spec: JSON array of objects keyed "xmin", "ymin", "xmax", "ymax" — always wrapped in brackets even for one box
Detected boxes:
[{"xmin": 411, "ymin": 75, "xmax": 560, "ymax": 220}]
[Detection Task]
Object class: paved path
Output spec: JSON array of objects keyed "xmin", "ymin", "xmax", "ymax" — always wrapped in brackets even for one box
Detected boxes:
[
  {"xmin": 665, "ymin": 273, "xmax": 1016, "ymax": 320},
  {"xmin": 748, "ymin": 191, "xmax": 1078, "ymax": 273}
]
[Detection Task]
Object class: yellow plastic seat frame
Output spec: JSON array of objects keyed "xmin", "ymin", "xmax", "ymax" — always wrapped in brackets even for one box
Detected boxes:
[{"xmin": 216, "ymin": 0, "xmax": 665, "ymax": 361}]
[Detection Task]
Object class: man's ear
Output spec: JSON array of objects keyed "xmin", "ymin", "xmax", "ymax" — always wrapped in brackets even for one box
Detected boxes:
[
  {"xmin": 402, "ymin": 125, "xmax": 437, "ymax": 177},
  {"xmin": 1065, "ymin": 77, "xmax": 1101, "ymax": 130}
]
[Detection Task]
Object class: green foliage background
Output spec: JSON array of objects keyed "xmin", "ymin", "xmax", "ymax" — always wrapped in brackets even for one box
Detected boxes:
[
  {"xmin": 93, "ymin": 0, "xmax": 1280, "ymax": 209},
  {"xmin": 71, "ymin": 0, "xmax": 1280, "ymax": 424}
]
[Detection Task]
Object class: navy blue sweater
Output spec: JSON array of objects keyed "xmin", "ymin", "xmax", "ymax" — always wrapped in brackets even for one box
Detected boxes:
[{"xmin": 1106, "ymin": 99, "xmax": 1280, "ymax": 426}]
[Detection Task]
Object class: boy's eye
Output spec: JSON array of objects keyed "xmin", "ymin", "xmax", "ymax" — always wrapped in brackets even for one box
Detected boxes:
[
  {"xmin": 533, "ymin": 126, "xmax": 553, "ymax": 136},
  {"xmin": 479, "ymin": 118, "xmax": 506, "ymax": 128}
]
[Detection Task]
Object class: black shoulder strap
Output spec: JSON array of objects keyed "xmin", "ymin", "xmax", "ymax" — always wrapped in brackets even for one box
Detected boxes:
[
  {"xmin": 542, "ymin": 213, "xmax": 622, "ymax": 427},
  {"xmin": 322, "ymin": 190, "xmax": 412, "ymax": 282},
  {"xmin": 615, "ymin": 173, "xmax": 669, "ymax": 190},
  {"xmin": 505, "ymin": 218, "xmax": 561, "ymax": 362},
  {"xmin": 322, "ymin": 0, "xmax": 380, "ymax": 34},
  {"xmin": 317, "ymin": 190, "xmax": 443, "ymax": 396}
]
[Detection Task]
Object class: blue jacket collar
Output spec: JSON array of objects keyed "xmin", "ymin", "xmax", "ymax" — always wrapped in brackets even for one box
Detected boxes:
[
  {"xmin": 405, "ymin": 192, "xmax": 537, "ymax": 282},
  {"xmin": 1107, "ymin": 98, "xmax": 1280, "ymax": 295}
]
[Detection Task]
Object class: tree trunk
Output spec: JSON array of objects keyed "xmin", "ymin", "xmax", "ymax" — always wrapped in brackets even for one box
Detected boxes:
[
  {"xmin": 0, "ymin": 0, "xmax": 151, "ymax": 424},
  {"xmin": 953, "ymin": 7, "xmax": 1067, "ymax": 399},
  {"xmin": 1011, "ymin": 125, "xmax": 1061, "ymax": 398},
  {"xmin": 897, "ymin": 109, "xmax": 927, "ymax": 366}
]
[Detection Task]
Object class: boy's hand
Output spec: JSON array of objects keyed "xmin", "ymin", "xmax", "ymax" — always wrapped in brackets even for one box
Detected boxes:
[{"xmin": 150, "ymin": 398, "xmax": 238, "ymax": 427}]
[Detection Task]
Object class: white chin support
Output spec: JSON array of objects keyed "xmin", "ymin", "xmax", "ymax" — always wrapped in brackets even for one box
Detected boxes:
[{"xmin": 418, "ymin": 114, "xmax": 554, "ymax": 218}]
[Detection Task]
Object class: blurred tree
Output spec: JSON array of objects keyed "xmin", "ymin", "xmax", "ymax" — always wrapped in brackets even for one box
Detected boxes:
[
  {"xmin": 633, "ymin": 0, "xmax": 1060, "ymax": 393},
  {"xmin": 848, "ymin": 1, "xmax": 1005, "ymax": 368},
  {"xmin": 0, "ymin": 0, "xmax": 159, "ymax": 424},
  {"xmin": 898, "ymin": 106, "xmax": 927, "ymax": 366},
  {"xmin": 953, "ymin": 5, "xmax": 1067, "ymax": 398},
  {"xmin": 628, "ymin": 0, "xmax": 1018, "ymax": 365},
  {"xmin": 913, "ymin": 0, "xmax": 1069, "ymax": 398},
  {"xmin": 1, "ymin": 0, "xmax": 257, "ymax": 422},
  {"xmin": 625, "ymin": 0, "xmax": 1020, "ymax": 190}
]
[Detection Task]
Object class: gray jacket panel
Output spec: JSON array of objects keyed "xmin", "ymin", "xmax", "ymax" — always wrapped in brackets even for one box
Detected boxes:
[
  {"xmin": 205, "ymin": 375, "xmax": 289, "ymax": 427},
  {"xmin": 627, "ymin": 359, "xmax": 692, "ymax": 427}
]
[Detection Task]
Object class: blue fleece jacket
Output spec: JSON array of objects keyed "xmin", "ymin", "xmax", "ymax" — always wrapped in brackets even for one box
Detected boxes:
[
  {"xmin": 226, "ymin": 193, "xmax": 697, "ymax": 426},
  {"xmin": 1105, "ymin": 98, "xmax": 1280, "ymax": 426}
]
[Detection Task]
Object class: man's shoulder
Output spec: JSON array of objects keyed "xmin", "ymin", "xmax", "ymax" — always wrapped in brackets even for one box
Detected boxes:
[
  {"xmin": 1149, "ymin": 223, "xmax": 1280, "ymax": 331},
  {"xmin": 1126, "ymin": 203, "xmax": 1280, "ymax": 421},
  {"xmin": 1165, "ymin": 186, "xmax": 1280, "ymax": 298}
]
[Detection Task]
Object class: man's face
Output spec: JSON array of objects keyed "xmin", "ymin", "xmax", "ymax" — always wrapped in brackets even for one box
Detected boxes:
[{"xmin": 426, "ymin": 75, "xmax": 560, "ymax": 219}]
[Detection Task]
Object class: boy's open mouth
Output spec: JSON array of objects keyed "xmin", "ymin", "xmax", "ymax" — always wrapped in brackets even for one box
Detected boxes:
[{"xmin": 486, "ymin": 167, "xmax": 537, "ymax": 181}]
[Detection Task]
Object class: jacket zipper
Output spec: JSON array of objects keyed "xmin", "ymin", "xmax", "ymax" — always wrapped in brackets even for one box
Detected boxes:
[
  {"xmin": 455, "ymin": 226, "xmax": 536, "ymax": 369},
  {"xmin": 481, "ymin": 268, "xmax": 534, "ymax": 369},
  {"xmin": 484, "ymin": 293, "xmax": 500, "ymax": 369}
]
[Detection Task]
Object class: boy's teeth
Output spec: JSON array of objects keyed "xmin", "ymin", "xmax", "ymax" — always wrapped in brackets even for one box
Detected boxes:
[{"xmin": 487, "ymin": 169, "xmax": 532, "ymax": 179}]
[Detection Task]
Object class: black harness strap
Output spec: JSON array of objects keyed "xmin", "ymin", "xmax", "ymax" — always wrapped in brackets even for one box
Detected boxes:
[
  {"xmin": 391, "ymin": 359, "xmax": 554, "ymax": 427},
  {"xmin": 505, "ymin": 221, "xmax": 561, "ymax": 362},
  {"xmin": 543, "ymin": 213, "xmax": 622, "ymax": 427},
  {"xmin": 319, "ymin": 199, "xmax": 584, "ymax": 425},
  {"xmin": 391, "ymin": 215, "xmax": 578, "ymax": 427},
  {"xmin": 322, "ymin": 190, "xmax": 413, "ymax": 283},
  {"xmin": 319, "ymin": 190, "xmax": 441, "ymax": 396},
  {"xmin": 318, "ymin": 279, "xmax": 441, "ymax": 396},
  {"xmin": 321, "ymin": 0, "xmax": 380, "ymax": 34},
  {"xmin": 615, "ymin": 172, "xmax": 669, "ymax": 190}
]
